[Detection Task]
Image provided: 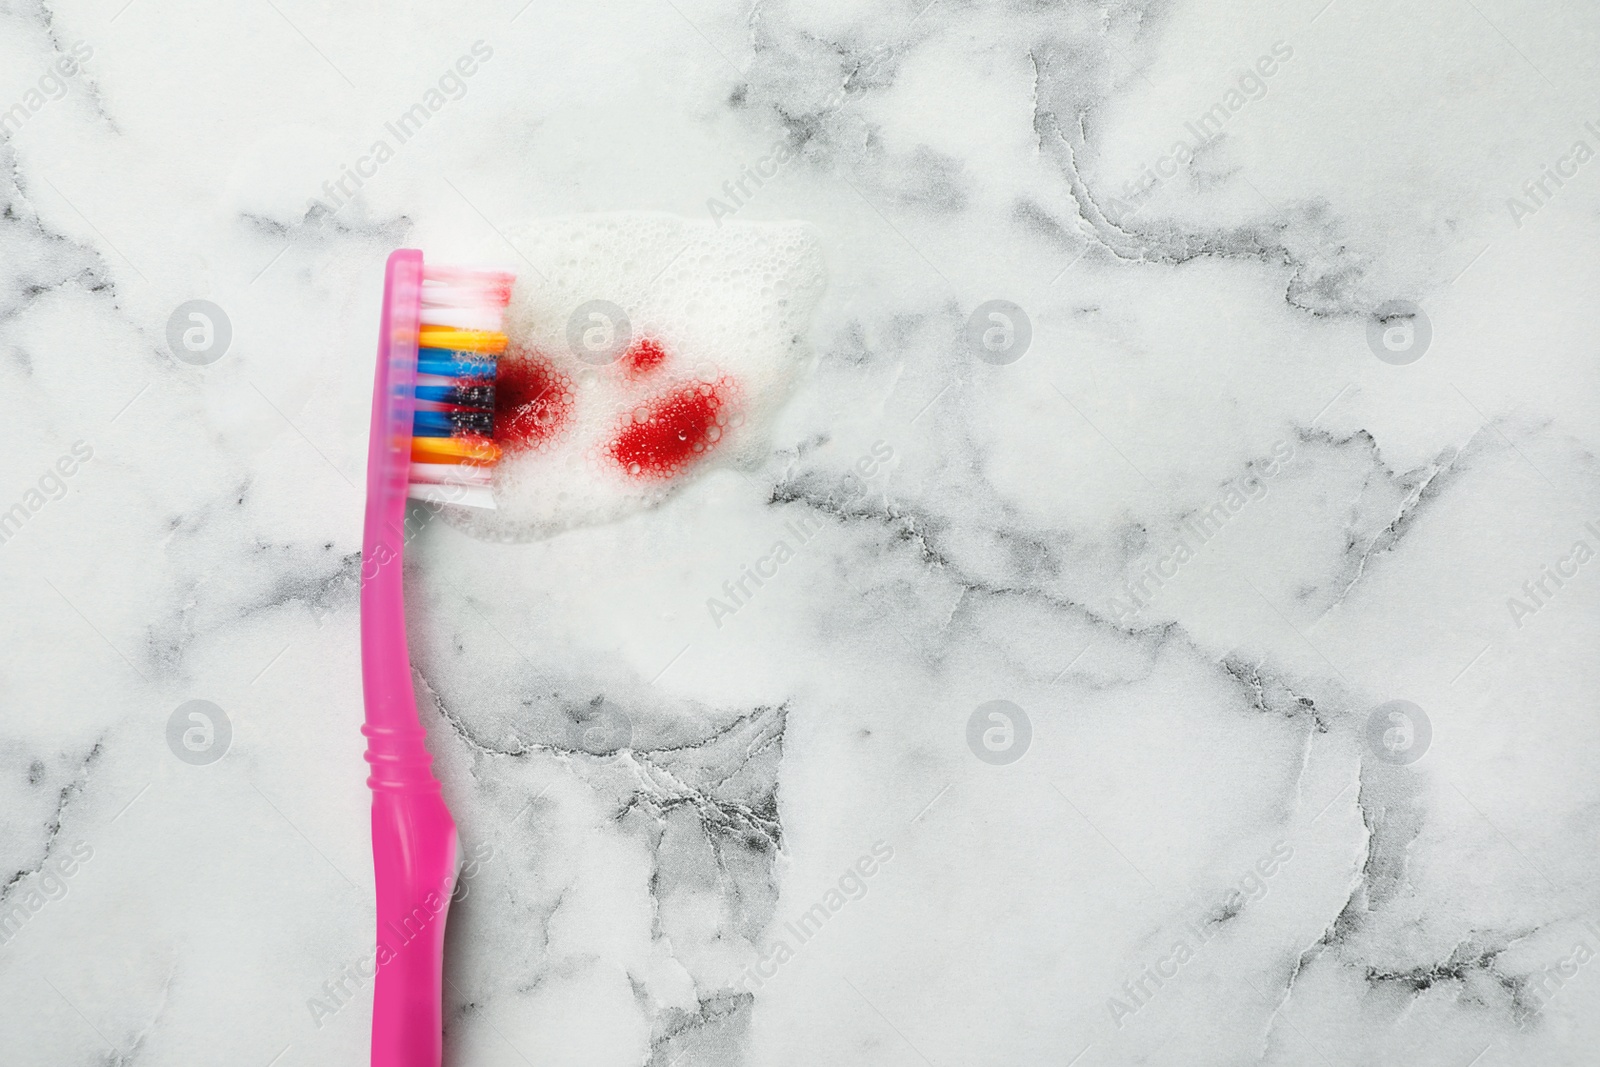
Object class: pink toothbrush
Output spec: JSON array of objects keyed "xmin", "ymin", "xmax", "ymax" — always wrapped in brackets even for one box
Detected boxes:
[{"xmin": 362, "ymin": 249, "xmax": 511, "ymax": 1067}]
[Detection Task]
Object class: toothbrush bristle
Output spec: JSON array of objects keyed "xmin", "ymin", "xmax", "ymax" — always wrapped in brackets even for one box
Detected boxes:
[{"xmin": 407, "ymin": 264, "xmax": 513, "ymax": 508}]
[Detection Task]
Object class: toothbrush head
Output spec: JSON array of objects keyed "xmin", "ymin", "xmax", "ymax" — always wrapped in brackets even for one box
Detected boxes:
[
  {"xmin": 367, "ymin": 252, "xmax": 515, "ymax": 522},
  {"xmin": 405, "ymin": 264, "xmax": 514, "ymax": 510}
]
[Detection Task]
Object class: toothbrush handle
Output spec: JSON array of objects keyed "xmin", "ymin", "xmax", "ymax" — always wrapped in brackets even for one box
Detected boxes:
[
  {"xmin": 363, "ymin": 563, "xmax": 460, "ymax": 1067},
  {"xmin": 363, "ymin": 529, "xmax": 458, "ymax": 1067},
  {"xmin": 367, "ymin": 774, "xmax": 457, "ymax": 1067},
  {"xmin": 363, "ymin": 598, "xmax": 460, "ymax": 1067}
]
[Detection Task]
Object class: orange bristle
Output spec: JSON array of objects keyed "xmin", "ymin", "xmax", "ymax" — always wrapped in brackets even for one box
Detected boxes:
[{"xmin": 411, "ymin": 436, "xmax": 501, "ymax": 466}]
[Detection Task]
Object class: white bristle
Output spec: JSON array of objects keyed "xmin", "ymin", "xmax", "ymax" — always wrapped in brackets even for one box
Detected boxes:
[
  {"xmin": 419, "ymin": 305, "xmax": 506, "ymax": 332},
  {"xmin": 423, "ymin": 264, "xmax": 515, "ymax": 289},
  {"xmin": 409, "ymin": 462, "xmax": 493, "ymax": 486},
  {"xmin": 408, "ymin": 482, "xmax": 497, "ymax": 509},
  {"xmin": 415, "ymin": 372, "xmax": 480, "ymax": 390},
  {"xmin": 422, "ymin": 284, "xmax": 511, "ymax": 308}
]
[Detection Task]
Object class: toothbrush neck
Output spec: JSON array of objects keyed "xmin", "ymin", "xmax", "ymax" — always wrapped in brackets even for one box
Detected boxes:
[{"xmin": 360, "ymin": 514, "xmax": 440, "ymax": 794}]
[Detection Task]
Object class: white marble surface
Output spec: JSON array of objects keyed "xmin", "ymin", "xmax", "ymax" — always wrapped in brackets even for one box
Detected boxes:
[{"xmin": 2, "ymin": 0, "xmax": 1599, "ymax": 1065}]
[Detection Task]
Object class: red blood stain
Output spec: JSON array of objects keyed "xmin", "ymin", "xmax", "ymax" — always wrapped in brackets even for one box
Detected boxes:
[
  {"xmin": 607, "ymin": 378, "xmax": 739, "ymax": 480},
  {"xmin": 623, "ymin": 337, "xmax": 669, "ymax": 379},
  {"xmin": 493, "ymin": 346, "xmax": 575, "ymax": 453}
]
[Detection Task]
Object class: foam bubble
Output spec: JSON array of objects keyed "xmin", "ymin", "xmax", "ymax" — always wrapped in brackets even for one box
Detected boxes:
[{"xmin": 446, "ymin": 213, "xmax": 826, "ymax": 541}]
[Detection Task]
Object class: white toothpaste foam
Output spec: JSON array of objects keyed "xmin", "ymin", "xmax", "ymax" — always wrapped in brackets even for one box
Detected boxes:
[{"xmin": 444, "ymin": 213, "xmax": 825, "ymax": 541}]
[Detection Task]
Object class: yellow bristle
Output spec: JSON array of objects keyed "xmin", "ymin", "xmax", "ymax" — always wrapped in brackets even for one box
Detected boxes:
[{"xmin": 418, "ymin": 325, "xmax": 507, "ymax": 354}]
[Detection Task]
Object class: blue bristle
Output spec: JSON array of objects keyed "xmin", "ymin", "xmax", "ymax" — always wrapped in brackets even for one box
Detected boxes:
[
  {"xmin": 412, "ymin": 418, "xmax": 453, "ymax": 437},
  {"xmin": 417, "ymin": 348, "xmax": 497, "ymax": 378},
  {"xmin": 416, "ymin": 384, "xmax": 494, "ymax": 407},
  {"xmin": 414, "ymin": 409, "xmax": 494, "ymax": 436}
]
